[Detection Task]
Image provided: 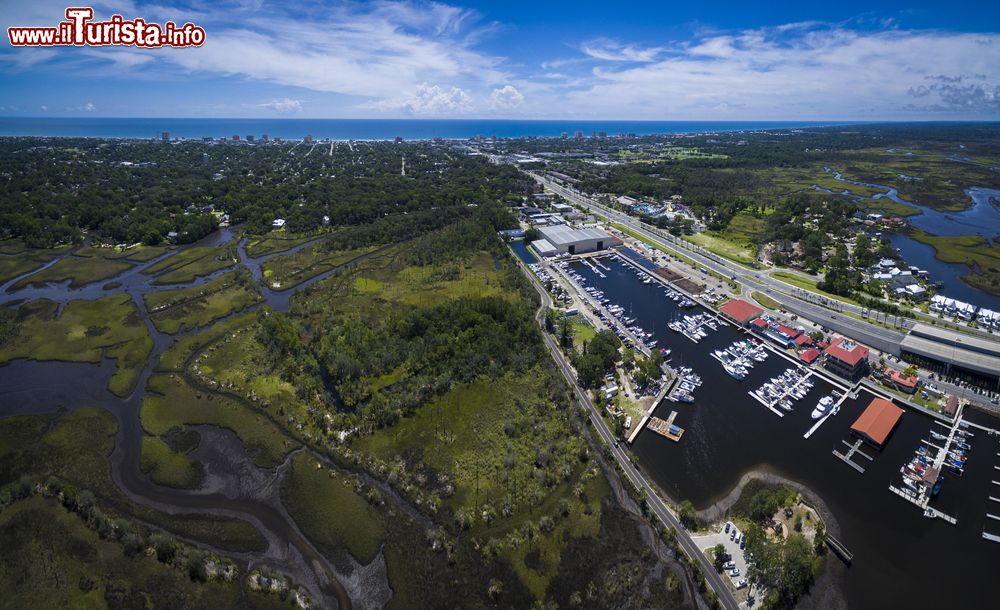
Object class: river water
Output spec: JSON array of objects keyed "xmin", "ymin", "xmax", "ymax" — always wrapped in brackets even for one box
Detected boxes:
[
  {"xmin": 830, "ymin": 170, "xmax": 1000, "ymax": 308},
  {"xmin": 569, "ymin": 252, "xmax": 1000, "ymax": 608},
  {"xmin": 0, "ymin": 228, "xmax": 388, "ymax": 608}
]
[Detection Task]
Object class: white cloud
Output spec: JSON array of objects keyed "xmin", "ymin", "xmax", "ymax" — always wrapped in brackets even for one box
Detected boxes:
[
  {"xmin": 395, "ymin": 83, "xmax": 472, "ymax": 114},
  {"xmin": 260, "ymin": 97, "xmax": 303, "ymax": 113},
  {"xmin": 490, "ymin": 85, "xmax": 523, "ymax": 108},
  {"xmin": 40, "ymin": 105, "xmax": 48, "ymax": 111},
  {"xmin": 553, "ymin": 25, "xmax": 1000, "ymax": 119},
  {"xmin": 580, "ymin": 39, "xmax": 663, "ymax": 62},
  {"xmin": 74, "ymin": 102, "xmax": 97, "ymax": 112}
]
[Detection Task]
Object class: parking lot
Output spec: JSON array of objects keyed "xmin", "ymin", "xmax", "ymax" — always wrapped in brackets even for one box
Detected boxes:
[{"xmin": 692, "ymin": 523, "xmax": 750, "ymax": 588}]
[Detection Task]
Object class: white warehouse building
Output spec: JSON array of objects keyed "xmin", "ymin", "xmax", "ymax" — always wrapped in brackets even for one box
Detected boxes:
[{"xmin": 535, "ymin": 225, "xmax": 615, "ymax": 255}]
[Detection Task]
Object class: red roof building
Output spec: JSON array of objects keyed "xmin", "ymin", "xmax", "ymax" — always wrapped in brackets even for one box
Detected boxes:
[
  {"xmin": 944, "ymin": 395, "xmax": 958, "ymax": 417},
  {"xmin": 887, "ymin": 369, "xmax": 919, "ymax": 394},
  {"xmin": 824, "ymin": 337, "xmax": 870, "ymax": 381},
  {"xmin": 750, "ymin": 318, "xmax": 768, "ymax": 329},
  {"xmin": 720, "ymin": 299, "xmax": 764, "ymax": 326},
  {"xmin": 799, "ymin": 348, "xmax": 820, "ymax": 364},
  {"xmin": 775, "ymin": 324, "xmax": 800, "ymax": 339},
  {"xmin": 794, "ymin": 334, "xmax": 812, "ymax": 347},
  {"xmin": 851, "ymin": 398, "xmax": 903, "ymax": 447}
]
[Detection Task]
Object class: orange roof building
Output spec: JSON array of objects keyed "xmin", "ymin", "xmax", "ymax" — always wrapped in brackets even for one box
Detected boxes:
[
  {"xmin": 887, "ymin": 369, "xmax": 919, "ymax": 394},
  {"xmin": 851, "ymin": 398, "xmax": 903, "ymax": 447},
  {"xmin": 720, "ymin": 299, "xmax": 764, "ymax": 325}
]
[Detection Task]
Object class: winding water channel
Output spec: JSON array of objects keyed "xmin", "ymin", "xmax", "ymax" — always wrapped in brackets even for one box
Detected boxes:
[
  {"xmin": 569, "ymin": 252, "xmax": 1000, "ymax": 608},
  {"xmin": 827, "ymin": 169, "xmax": 1000, "ymax": 310},
  {"xmin": 0, "ymin": 228, "xmax": 390, "ymax": 609}
]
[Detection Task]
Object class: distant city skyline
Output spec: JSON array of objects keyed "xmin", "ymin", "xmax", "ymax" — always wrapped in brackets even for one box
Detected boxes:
[{"xmin": 1, "ymin": 0, "xmax": 999, "ymax": 120}]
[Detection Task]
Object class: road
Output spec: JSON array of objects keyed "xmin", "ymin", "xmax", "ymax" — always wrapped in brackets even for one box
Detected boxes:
[
  {"xmin": 530, "ymin": 174, "xmax": 909, "ymax": 353},
  {"xmin": 512, "ymin": 253, "xmax": 742, "ymax": 610}
]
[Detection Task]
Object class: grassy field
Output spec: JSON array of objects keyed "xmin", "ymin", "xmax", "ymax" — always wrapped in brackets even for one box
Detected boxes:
[
  {"xmin": 571, "ymin": 319, "xmax": 597, "ymax": 353},
  {"xmin": 0, "ymin": 244, "xmax": 73, "ymax": 284},
  {"xmin": 752, "ymin": 291, "xmax": 781, "ymax": 310},
  {"xmin": 0, "ymin": 407, "xmax": 265, "ymax": 553},
  {"xmin": 143, "ymin": 245, "xmax": 238, "ymax": 284},
  {"xmin": 770, "ymin": 271, "xmax": 860, "ymax": 306},
  {"xmin": 0, "ymin": 496, "xmax": 243, "ymax": 608},
  {"xmin": 76, "ymin": 244, "xmax": 171, "ymax": 261},
  {"xmin": 141, "ymin": 373, "xmax": 294, "ymax": 469},
  {"xmin": 157, "ymin": 312, "xmax": 256, "ymax": 372},
  {"xmin": 261, "ymin": 244, "xmax": 378, "ymax": 291},
  {"xmin": 10, "ymin": 256, "xmax": 133, "ymax": 290},
  {"xmin": 139, "ymin": 434, "xmax": 204, "ymax": 489},
  {"xmin": 245, "ymin": 232, "xmax": 324, "ymax": 257},
  {"xmin": 684, "ymin": 232, "xmax": 756, "ymax": 266},
  {"xmin": 353, "ymin": 374, "xmax": 609, "ymax": 598},
  {"xmin": 144, "ymin": 270, "xmax": 261, "ymax": 333},
  {"xmin": 281, "ymin": 452, "xmax": 385, "ymax": 565},
  {"xmin": 908, "ymin": 229, "xmax": 1000, "ymax": 296},
  {"xmin": 0, "ymin": 294, "xmax": 152, "ymax": 396}
]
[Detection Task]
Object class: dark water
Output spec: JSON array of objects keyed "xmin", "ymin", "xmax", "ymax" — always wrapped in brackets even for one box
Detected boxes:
[
  {"xmin": 0, "ymin": 118, "xmax": 849, "ymax": 141},
  {"xmin": 570, "ymin": 253, "xmax": 1000, "ymax": 608},
  {"xmin": 888, "ymin": 233, "xmax": 1000, "ymax": 311},
  {"xmin": 510, "ymin": 239, "xmax": 537, "ymax": 265},
  {"xmin": 902, "ymin": 187, "xmax": 1000, "ymax": 239}
]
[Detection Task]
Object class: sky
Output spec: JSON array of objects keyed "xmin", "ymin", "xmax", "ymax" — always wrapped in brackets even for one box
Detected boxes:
[{"xmin": 1, "ymin": 0, "xmax": 999, "ymax": 120}]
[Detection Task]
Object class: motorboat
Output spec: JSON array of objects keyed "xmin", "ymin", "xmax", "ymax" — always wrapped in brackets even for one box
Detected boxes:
[{"xmin": 811, "ymin": 395, "xmax": 834, "ymax": 419}]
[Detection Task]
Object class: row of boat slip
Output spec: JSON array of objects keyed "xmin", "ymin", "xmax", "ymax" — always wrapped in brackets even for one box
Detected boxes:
[
  {"xmin": 671, "ymin": 366, "xmax": 703, "ymax": 403},
  {"xmin": 562, "ymin": 261, "xmax": 666, "ymax": 353},
  {"xmin": 619, "ymin": 257, "xmax": 697, "ymax": 308},
  {"xmin": 750, "ymin": 366, "xmax": 817, "ymax": 413},
  {"xmin": 529, "ymin": 263, "xmax": 573, "ymax": 305},
  {"xmin": 667, "ymin": 312, "xmax": 718, "ymax": 344},
  {"xmin": 712, "ymin": 338, "xmax": 769, "ymax": 380}
]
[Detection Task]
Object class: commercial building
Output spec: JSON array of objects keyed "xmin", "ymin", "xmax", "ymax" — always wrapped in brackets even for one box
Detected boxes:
[
  {"xmin": 720, "ymin": 299, "xmax": 763, "ymax": 326},
  {"xmin": 535, "ymin": 225, "xmax": 613, "ymax": 255},
  {"xmin": 823, "ymin": 337, "xmax": 870, "ymax": 381},
  {"xmin": 851, "ymin": 398, "xmax": 903, "ymax": 448},
  {"xmin": 886, "ymin": 369, "xmax": 919, "ymax": 394},
  {"xmin": 900, "ymin": 323, "xmax": 1000, "ymax": 389},
  {"xmin": 530, "ymin": 239, "xmax": 558, "ymax": 257}
]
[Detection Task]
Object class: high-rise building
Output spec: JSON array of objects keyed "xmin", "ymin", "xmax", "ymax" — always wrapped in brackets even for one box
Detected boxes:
[
  {"xmin": 232, "ymin": 134, "xmax": 240, "ymax": 141},
  {"xmin": 246, "ymin": 135, "xmax": 255, "ymax": 142},
  {"xmin": 304, "ymin": 134, "xmax": 314, "ymax": 143},
  {"xmin": 261, "ymin": 134, "xmax": 269, "ymax": 142},
  {"xmin": 161, "ymin": 131, "xmax": 170, "ymax": 141},
  {"xmin": 574, "ymin": 131, "xmax": 584, "ymax": 139}
]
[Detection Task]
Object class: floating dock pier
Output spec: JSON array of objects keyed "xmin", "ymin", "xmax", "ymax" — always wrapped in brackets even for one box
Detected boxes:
[{"xmin": 648, "ymin": 411, "xmax": 684, "ymax": 442}]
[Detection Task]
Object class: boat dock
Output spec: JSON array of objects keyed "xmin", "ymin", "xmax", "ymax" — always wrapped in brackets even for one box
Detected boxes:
[
  {"xmin": 825, "ymin": 535, "xmax": 853, "ymax": 564},
  {"xmin": 833, "ymin": 438, "xmax": 873, "ymax": 474},
  {"xmin": 648, "ymin": 411, "xmax": 684, "ymax": 442},
  {"xmin": 804, "ymin": 388, "xmax": 853, "ymax": 439},
  {"xmin": 628, "ymin": 379, "xmax": 675, "ymax": 444},
  {"xmin": 747, "ymin": 390, "xmax": 786, "ymax": 418}
]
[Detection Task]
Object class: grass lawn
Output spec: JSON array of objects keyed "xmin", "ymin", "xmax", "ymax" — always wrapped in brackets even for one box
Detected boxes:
[
  {"xmin": 0, "ymin": 496, "xmax": 243, "ymax": 608},
  {"xmin": 0, "ymin": 407, "xmax": 265, "ymax": 553},
  {"xmin": 143, "ymin": 245, "xmax": 238, "ymax": 285},
  {"xmin": 141, "ymin": 373, "xmax": 294, "ymax": 469},
  {"xmin": 144, "ymin": 270, "xmax": 261, "ymax": 333},
  {"xmin": 0, "ymin": 294, "xmax": 152, "ymax": 396},
  {"xmin": 281, "ymin": 452, "xmax": 385, "ymax": 565},
  {"xmin": 10, "ymin": 256, "xmax": 133, "ymax": 290},
  {"xmin": 752, "ymin": 291, "xmax": 781, "ymax": 310},
  {"xmin": 0, "ymin": 245, "xmax": 73, "ymax": 284},
  {"xmin": 684, "ymin": 232, "xmax": 756, "ymax": 266},
  {"xmin": 571, "ymin": 319, "xmax": 596, "ymax": 353},
  {"xmin": 139, "ymin": 434, "xmax": 203, "ymax": 489}
]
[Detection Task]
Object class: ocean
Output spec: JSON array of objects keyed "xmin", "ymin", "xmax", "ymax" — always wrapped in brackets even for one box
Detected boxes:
[{"xmin": 0, "ymin": 117, "xmax": 850, "ymax": 140}]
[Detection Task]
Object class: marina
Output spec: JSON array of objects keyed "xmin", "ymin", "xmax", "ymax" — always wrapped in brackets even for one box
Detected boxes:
[
  {"xmin": 555, "ymin": 244, "xmax": 1000, "ymax": 608},
  {"xmin": 648, "ymin": 411, "xmax": 684, "ymax": 442}
]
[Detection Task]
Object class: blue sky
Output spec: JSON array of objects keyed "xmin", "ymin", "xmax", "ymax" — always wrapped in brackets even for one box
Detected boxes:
[{"xmin": 1, "ymin": 0, "xmax": 999, "ymax": 119}]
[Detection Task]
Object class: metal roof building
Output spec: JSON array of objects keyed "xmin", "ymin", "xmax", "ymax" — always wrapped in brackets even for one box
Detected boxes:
[
  {"xmin": 900, "ymin": 323, "xmax": 1000, "ymax": 388},
  {"xmin": 536, "ymin": 225, "xmax": 613, "ymax": 255}
]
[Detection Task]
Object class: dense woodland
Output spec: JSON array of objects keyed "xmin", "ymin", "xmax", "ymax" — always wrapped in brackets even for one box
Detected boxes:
[{"xmin": 0, "ymin": 138, "xmax": 529, "ymax": 247}]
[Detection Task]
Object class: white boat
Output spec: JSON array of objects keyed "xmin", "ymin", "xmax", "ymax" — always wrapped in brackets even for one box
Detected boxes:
[{"xmin": 811, "ymin": 396, "xmax": 834, "ymax": 419}]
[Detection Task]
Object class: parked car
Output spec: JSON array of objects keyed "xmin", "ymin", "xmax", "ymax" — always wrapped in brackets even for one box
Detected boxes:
[
  {"xmin": 729, "ymin": 568, "xmax": 741, "ymax": 577},
  {"xmin": 736, "ymin": 579, "xmax": 749, "ymax": 589},
  {"xmin": 723, "ymin": 561, "xmax": 736, "ymax": 570},
  {"xmin": 725, "ymin": 522, "xmax": 731, "ymax": 533}
]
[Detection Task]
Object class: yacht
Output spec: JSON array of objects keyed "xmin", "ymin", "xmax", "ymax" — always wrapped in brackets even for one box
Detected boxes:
[{"xmin": 811, "ymin": 396, "xmax": 834, "ymax": 419}]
